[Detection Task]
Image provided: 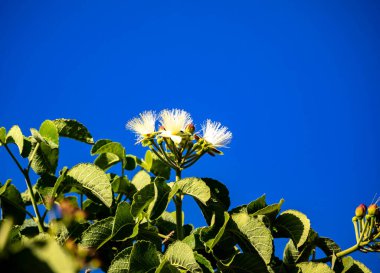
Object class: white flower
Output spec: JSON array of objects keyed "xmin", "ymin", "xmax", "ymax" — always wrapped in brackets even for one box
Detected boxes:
[
  {"xmin": 126, "ymin": 111, "xmax": 157, "ymax": 143},
  {"xmin": 201, "ymin": 119, "xmax": 232, "ymax": 148},
  {"xmin": 159, "ymin": 109, "xmax": 193, "ymax": 144}
]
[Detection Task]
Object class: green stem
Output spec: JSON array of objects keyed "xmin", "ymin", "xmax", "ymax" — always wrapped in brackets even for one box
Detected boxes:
[
  {"xmin": 174, "ymin": 169, "xmax": 183, "ymax": 240},
  {"xmin": 3, "ymin": 143, "xmax": 44, "ymax": 232}
]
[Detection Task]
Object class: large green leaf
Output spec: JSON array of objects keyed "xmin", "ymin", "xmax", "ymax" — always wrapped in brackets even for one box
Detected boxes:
[
  {"xmin": 283, "ymin": 239, "xmax": 314, "ymax": 264},
  {"xmin": 164, "ymin": 241, "xmax": 202, "ymax": 272},
  {"xmin": 6, "ymin": 125, "xmax": 24, "ymax": 155},
  {"xmin": 194, "ymin": 252, "xmax": 214, "ymax": 273},
  {"xmin": 222, "ymin": 253, "xmax": 270, "ymax": 273},
  {"xmin": 128, "ymin": 241, "xmax": 161, "ymax": 273},
  {"xmin": 275, "ymin": 210, "xmax": 310, "ymax": 248},
  {"xmin": 62, "ymin": 163, "xmax": 113, "ymax": 207},
  {"xmin": 39, "ymin": 120, "xmax": 59, "ymax": 147},
  {"xmin": 170, "ymin": 177, "xmax": 211, "ymax": 205},
  {"xmin": 296, "ymin": 262, "xmax": 334, "ymax": 273},
  {"xmin": 52, "ymin": 118, "xmax": 94, "ymax": 144},
  {"xmin": 230, "ymin": 212, "xmax": 273, "ymax": 264},
  {"xmin": 108, "ymin": 246, "xmax": 133, "ymax": 273},
  {"xmin": 0, "ymin": 183, "xmax": 26, "ymax": 225},
  {"xmin": 80, "ymin": 217, "xmax": 114, "ymax": 248}
]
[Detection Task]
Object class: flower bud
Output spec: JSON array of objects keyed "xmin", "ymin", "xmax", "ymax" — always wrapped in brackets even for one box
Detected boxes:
[
  {"xmin": 185, "ymin": 123, "xmax": 195, "ymax": 134},
  {"xmin": 368, "ymin": 204, "xmax": 379, "ymax": 216},
  {"xmin": 355, "ymin": 204, "xmax": 367, "ymax": 218}
]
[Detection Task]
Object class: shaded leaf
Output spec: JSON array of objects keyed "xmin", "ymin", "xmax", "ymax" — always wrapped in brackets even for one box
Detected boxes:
[
  {"xmin": 128, "ymin": 240, "xmax": 161, "ymax": 273},
  {"xmin": 155, "ymin": 260, "xmax": 181, "ymax": 273},
  {"xmin": 131, "ymin": 184, "xmax": 155, "ymax": 217},
  {"xmin": 149, "ymin": 179, "xmax": 172, "ymax": 220},
  {"xmin": 230, "ymin": 211, "xmax": 273, "ymax": 264},
  {"xmin": 52, "ymin": 118, "xmax": 94, "ymax": 144},
  {"xmin": 6, "ymin": 125, "xmax": 24, "ymax": 155},
  {"xmin": 275, "ymin": 210, "xmax": 311, "ymax": 248},
  {"xmin": 80, "ymin": 217, "xmax": 114, "ymax": 248},
  {"xmin": 0, "ymin": 127, "xmax": 6, "ymax": 144},
  {"xmin": 95, "ymin": 153, "xmax": 121, "ymax": 171},
  {"xmin": 315, "ymin": 237, "xmax": 341, "ymax": 257},
  {"xmin": 0, "ymin": 184, "xmax": 26, "ymax": 225}
]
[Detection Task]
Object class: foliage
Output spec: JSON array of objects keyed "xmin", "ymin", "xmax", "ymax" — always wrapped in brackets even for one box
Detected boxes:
[{"xmin": 0, "ymin": 114, "xmax": 379, "ymax": 273}]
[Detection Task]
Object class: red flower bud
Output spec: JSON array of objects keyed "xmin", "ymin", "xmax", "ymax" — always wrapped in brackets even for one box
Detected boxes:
[
  {"xmin": 368, "ymin": 204, "xmax": 379, "ymax": 216},
  {"xmin": 355, "ymin": 204, "xmax": 367, "ymax": 217},
  {"xmin": 185, "ymin": 123, "xmax": 195, "ymax": 134}
]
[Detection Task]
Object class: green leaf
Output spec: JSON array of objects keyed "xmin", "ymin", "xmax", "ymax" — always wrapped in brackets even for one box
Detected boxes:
[
  {"xmin": 250, "ymin": 199, "xmax": 284, "ymax": 223},
  {"xmin": 28, "ymin": 139, "xmax": 58, "ymax": 175},
  {"xmin": 80, "ymin": 217, "xmax": 113, "ymax": 248},
  {"xmin": 125, "ymin": 155, "xmax": 137, "ymax": 170},
  {"xmin": 170, "ymin": 177, "xmax": 211, "ymax": 205},
  {"xmin": 222, "ymin": 253, "xmax": 270, "ymax": 273},
  {"xmin": 6, "ymin": 125, "xmax": 24, "ymax": 155},
  {"xmin": 164, "ymin": 241, "xmax": 203, "ymax": 272},
  {"xmin": 230, "ymin": 211, "xmax": 273, "ymax": 264},
  {"xmin": 283, "ymin": 239, "xmax": 314, "ymax": 264},
  {"xmin": 0, "ymin": 127, "xmax": 6, "ymax": 144},
  {"xmin": 52, "ymin": 118, "xmax": 94, "ymax": 144},
  {"xmin": 35, "ymin": 174, "xmax": 57, "ymax": 209},
  {"xmin": 0, "ymin": 179, "xmax": 12, "ymax": 195},
  {"xmin": 131, "ymin": 183, "xmax": 155, "ymax": 217},
  {"xmin": 128, "ymin": 241, "xmax": 161, "ymax": 273},
  {"xmin": 149, "ymin": 179, "xmax": 172, "ymax": 220},
  {"xmin": 200, "ymin": 211, "xmax": 230, "ymax": 252},
  {"xmin": 275, "ymin": 210, "xmax": 311, "ymax": 248},
  {"xmin": 112, "ymin": 202, "xmax": 139, "ymax": 242},
  {"xmin": 62, "ymin": 163, "xmax": 113, "ymax": 207},
  {"xmin": 94, "ymin": 153, "xmax": 121, "ymax": 171},
  {"xmin": 0, "ymin": 184, "xmax": 26, "ymax": 225},
  {"xmin": 39, "ymin": 120, "xmax": 59, "ymax": 147},
  {"xmin": 132, "ymin": 170, "xmax": 152, "ymax": 191},
  {"xmin": 91, "ymin": 139, "xmax": 112, "ymax": 154},
  {"xmin": 108, "ymin": 246, "xmax": 133, "ymax": 273},
  {"xmin": 340, "ymin": 257, "xmax": 371, "ymax": 273},
  {"xmin": 296, "ymin": 262, "xmax": 334, "ymax": 273},
  {"xmin": 246, "ymin": 194, "xmax": 267, "ymax": 214},
  {"xmin": 92, "ymin": 141, "xmax": 126, "ymax": 164}
]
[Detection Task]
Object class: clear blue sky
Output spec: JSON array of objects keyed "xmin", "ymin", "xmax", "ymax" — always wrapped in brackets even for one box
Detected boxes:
[{"xmin": 1, "ymin": 0, "xmax": 379, "ymax": 271}]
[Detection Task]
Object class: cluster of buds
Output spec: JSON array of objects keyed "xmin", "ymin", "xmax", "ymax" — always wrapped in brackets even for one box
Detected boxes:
[
  {"xmin": 352, "ymin": 203, "xmax": 380, "ymax": 252},
  {"xmin": 58, "ymin": 198, "xmax": 87, "ymax": 226},
  {"xmin": 126, "ymin": 109, "xmax": 232, "ymax": 170}
]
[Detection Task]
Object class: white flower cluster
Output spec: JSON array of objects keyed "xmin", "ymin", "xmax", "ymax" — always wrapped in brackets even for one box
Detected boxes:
[{"xmin": 126, "ymin": 109, "xmax": 232, "ymax": 152}]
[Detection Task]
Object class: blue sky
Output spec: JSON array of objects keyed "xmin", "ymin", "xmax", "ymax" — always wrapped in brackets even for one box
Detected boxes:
[{"xmin": 1, "ymin": 0, "xmax": 379, "ymax": 271}]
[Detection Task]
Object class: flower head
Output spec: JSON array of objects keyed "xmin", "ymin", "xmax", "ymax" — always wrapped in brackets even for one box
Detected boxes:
[
  {"xmin": 126, "ymin": 111, "xmax": 157, "ymax": 143},
  {"xmin": 201, "ymin": 119, "xmax": 232, "ymax": 148},
  {"xmin": 159, "ymin": 109, "xmax": 193, "ymax": 144}
]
